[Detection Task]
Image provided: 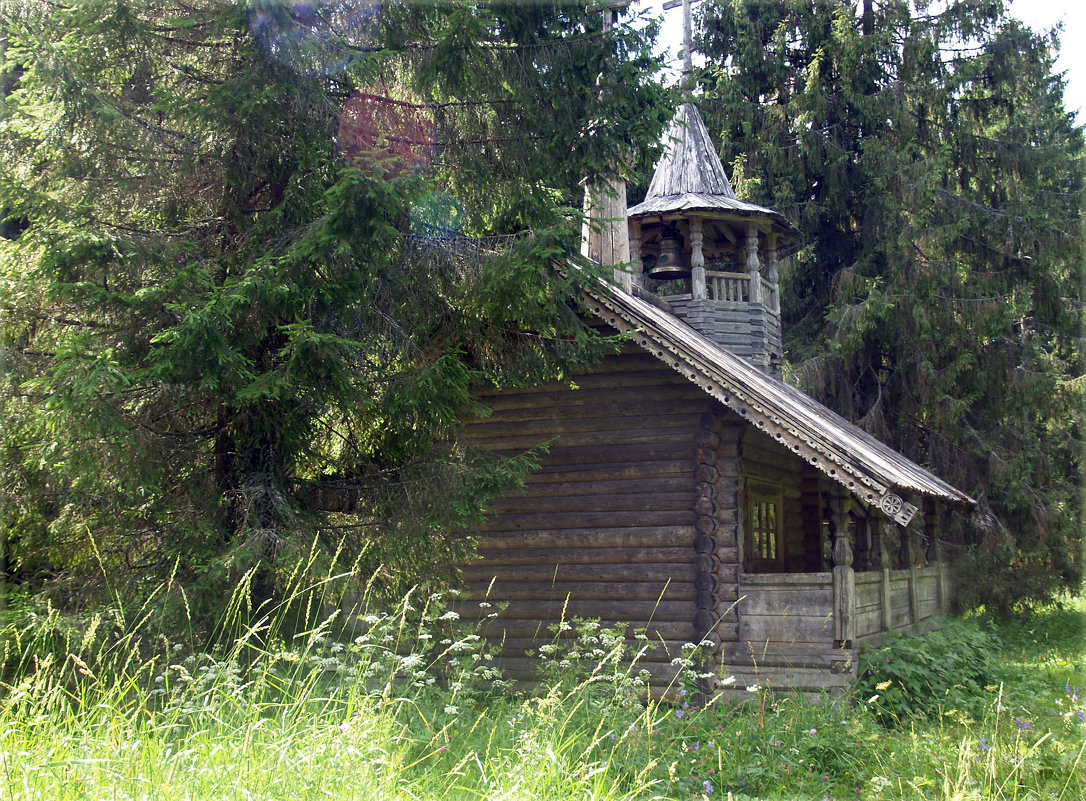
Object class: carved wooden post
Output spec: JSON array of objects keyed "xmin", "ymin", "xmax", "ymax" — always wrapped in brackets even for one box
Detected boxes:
[
  {"xmin": 924, "ymin": 498, "xmax": 944, "ymax": 612},
  {"xmin": 690, "ymin": 216, "xmax": 707, "ymax": 299},
  {"xmin": 765, "ymin": 234, "xmax": 780, "ymax": 314},
  {"xmin": 629, "ymin": 217, "xmax": 643, "ymax": 290},
  {"xmin": 745, "ymin": 223, "xmax": 762, "ymax": 305},
  {"xmin": 872, "ymin": 517, "xmax": 892, "ymax": 631},
  {"xmin": 854, "ymin": 515, "xmax": 872, "ymax": 571},
  {"xmin": 829, "ymin": 495, "xmax": 854, "ymax": 646},
  {"xmin": 897, "ymin": 522, "xmax": 912, "ymax": 568},
  {"xmin": 900, "ymin": 522, "xmax": 921, "ymax": 624}
]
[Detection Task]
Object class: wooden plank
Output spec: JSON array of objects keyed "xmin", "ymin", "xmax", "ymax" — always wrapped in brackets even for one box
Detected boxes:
[
  {"xmin": 734, "ymin": 590, "xmax": 833, "ymax": 617},
  {"xmin": 721, "ymin": 664, "xmax": 852, "ymax": 690},
  {"xmin": 722, "ymin": 642, "xmax": 857, "ymax": 669},
  {"xmin": 739, "ymin": 613, "xmax": 833, "ymax": 644},
  {"xmin": 463, "ymin": 546, "xmax": 694, "ymax": 566},
  {"xmin": 852, "ymin": 608, "xmax": 884, "ymax": 638},
  {"xmin": 917, "ymin": 601, "xmax": 939, "ymax": 620},
  {"xmin": 460, "ymin": 580, "xmax": 696, "ymax": 602},
  {"xmin": 476, "ymin": 526, "xmax": 695, "ymax": 551},
  {"xmin": 740, "ymin": 573, "xmax": 833, "ymax": 587}
]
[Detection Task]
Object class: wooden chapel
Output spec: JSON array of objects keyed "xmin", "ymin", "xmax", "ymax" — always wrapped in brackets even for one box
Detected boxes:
[{"xmin": 451, "ymin": 0, "xmax": 976, "ymax": 692}]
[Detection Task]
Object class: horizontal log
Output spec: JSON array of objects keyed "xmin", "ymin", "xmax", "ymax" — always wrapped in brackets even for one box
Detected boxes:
[
  {"xmin": 462, "ymin": 562, "xmax": 695, "ymax": 583},
  {"xmin": 494, "ymin": 658, "xmax": 688, "ymax": 685},
  {"xmin": 466, "ymin": 399, "xmax": 712, "ymax": 425},
  {"xmin": 464, "ymin": 617, "xmax": 698, "ymax": 641},
  {"xmin": 486, "ymin": 369, "xmax": 694, "ymax": 393},
  {"xmin": 740, "ymin": 460, "xmax": 805, "ymax": 485},
  {"xmin": 476, "ymin": 510, "xmax": 694, "ymax": 533},
  {"xmin": 479, "ymin": 384, "xmax": 705, "ymax": 412},
  {"xmin": 491, "ymin": 442, "xmax": 693, "ymax": 467},
  {"xmin": 464, "ymin": 413, "xmax": 702, "ymax": 439},
  {"xmin": 472, "ymin": 427, "xmax": 697, "ymax": 452},
  {"xmin": 715, "ymin": 564, "xmax": 741, "ymax": 585},
  {"xmin": 484, "ymin": 637, "xmax": 696, "ymax": 658},
  {"xmin": 526, "ymin": 461, "xmax": 693, "ymax": 483},
  {"xmin": 577, "ymin": 352, "xmax": 678, "ymax": 373},
  {"xmin": 714, "ymin": 546, "xmax": 740, "ymax": 564},
  {"xmin": 464, "ymin": 546, "xmax": 695, "ymax": 566},
  {"xmin": 514, "ymin": 476, "xmax": 692, "ymax": 498},
  {"xmin": 475, "ymin": 526, "xmax": 695, "ymax": 551},
  {"xmin": 460, "ymin": 580, "xmax": 696, "ymax": 602},
  {"xmin": 487, "ymin": 491, "xmax": 693, "ymax": 516},
  {"xmin": 450, "ymin": 598, "xmax": 695, "ymax": 622}
]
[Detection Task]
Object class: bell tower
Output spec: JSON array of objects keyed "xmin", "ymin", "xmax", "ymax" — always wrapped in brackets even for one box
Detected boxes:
[{"xmin": 626, "ymin": 0, "xmax": 799, "ymax": 376}]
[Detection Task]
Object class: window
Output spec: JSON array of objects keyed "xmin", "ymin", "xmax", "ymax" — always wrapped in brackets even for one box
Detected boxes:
[{"xmin": 746, "ymin": 481, "xmax": 784, "ymax": 571}]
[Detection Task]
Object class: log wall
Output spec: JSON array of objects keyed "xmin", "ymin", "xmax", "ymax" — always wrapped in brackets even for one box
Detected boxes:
[
  {"xmin": 456, "ymin": 344, "xmax": 718, "ymax": 682},
  {"xmin": 668, "ymin": 297, "xmax": 782, "ymax": 373}
]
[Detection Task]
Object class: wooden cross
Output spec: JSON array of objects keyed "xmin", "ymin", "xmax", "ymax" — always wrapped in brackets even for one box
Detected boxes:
[{"xmin": 661, "ymin": 0, "xmax": 702, "ymax": 82}]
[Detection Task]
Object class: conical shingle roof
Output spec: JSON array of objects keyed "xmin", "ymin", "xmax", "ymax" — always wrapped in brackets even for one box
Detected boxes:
[{"xmin": 628, "ymin": 103, "xmax": 792, "ymax": 231}]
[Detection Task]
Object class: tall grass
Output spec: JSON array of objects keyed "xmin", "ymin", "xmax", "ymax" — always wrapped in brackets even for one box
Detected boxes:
[{"xmin": 1, "ymin": 569, "xmax": 1083, "ymax": 801}]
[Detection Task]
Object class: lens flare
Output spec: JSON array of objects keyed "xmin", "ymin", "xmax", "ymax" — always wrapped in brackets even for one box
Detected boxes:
[
  {"xmin": 338, "ymin": 91, "xmax": 437, "ymax": 179},
  {"xmin": 249, "ymin": 1, "xmax": 381, "ymax": 77},
  {"xmin": 411, "ymin": 192, "xmax": 464, "ymax": 241}
]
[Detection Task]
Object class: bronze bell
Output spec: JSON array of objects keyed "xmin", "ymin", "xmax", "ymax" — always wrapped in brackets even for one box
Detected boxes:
[{"xmin": 648, "ymin": 236, "xmax": 688, "ymax": 280}]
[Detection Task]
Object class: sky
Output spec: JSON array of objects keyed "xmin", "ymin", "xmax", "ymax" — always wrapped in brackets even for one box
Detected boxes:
[{"xmin": 643, "ymin": 0, "xmax": 1084, "ymax": 119}]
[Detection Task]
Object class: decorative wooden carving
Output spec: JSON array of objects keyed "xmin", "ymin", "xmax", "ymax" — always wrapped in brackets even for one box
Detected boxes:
[{"xmin": 690, "ymin": 216, "xmax": 706, "ymax": 299}]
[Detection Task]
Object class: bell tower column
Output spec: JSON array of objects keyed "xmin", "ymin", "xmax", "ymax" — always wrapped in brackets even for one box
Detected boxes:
[{"xmin": 690, "ymin": 216, "xmax": 706, "ymax": 299}]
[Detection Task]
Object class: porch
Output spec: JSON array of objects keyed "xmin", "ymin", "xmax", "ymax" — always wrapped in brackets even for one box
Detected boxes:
[{"xmin": 721, "ymin": 500, "xmax": 951, "ymax": 693}]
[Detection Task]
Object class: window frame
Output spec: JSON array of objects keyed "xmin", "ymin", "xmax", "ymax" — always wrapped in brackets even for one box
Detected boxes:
[{"xmin": 745, "ymin": 479, "xmax": 784, "ymax": 572}]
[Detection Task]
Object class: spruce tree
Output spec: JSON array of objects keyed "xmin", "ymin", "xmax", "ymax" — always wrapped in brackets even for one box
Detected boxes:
[
  {"xmin": 0, "ymin": 1, "xmax": 670, "ymax": 614},
  {"xmin": 697, "ymin": 0, "xmax": 1083, "ymax": 610}
]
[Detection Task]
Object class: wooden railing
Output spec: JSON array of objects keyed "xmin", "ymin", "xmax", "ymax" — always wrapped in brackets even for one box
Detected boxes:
[
  {"xmin": 851, "ymin": 565, "xmax": 947, "ymax": 641},
  {"xmin": 705, "ymin": 270, "xmax": 749, "ymax": 303},
  {"xmin": 760, "ymin": 277, "xmax": 779, "ymax": 313},
  {"xmin": 704, "ymin": 270, "xmax": 779, "ymax": 313}
]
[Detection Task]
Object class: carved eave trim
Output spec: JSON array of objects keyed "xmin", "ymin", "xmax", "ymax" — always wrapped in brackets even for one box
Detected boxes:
[{"xmin": 582, "ymin": 285, "xmax": 969, "ymax": 525}]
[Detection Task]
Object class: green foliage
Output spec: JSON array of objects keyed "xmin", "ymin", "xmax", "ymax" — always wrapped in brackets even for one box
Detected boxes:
[
  {"xmin": 0, "ymin": 1, "xmax": 671, "ymax": 618},
  {"xmin": 697, "ymin": 0, "xmax": 1084, "ymax": 609},
  {"xmin": 2, "ymin": 580, "xmax": 1084, "ymax": 800},
  {"xmin": 857, "ymin": 620, "xmax": 999, "ymax": 722}
]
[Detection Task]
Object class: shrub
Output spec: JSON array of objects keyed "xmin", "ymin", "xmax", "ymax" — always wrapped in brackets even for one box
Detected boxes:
[{"xmin": 856, "ymin": 619, "xmax": 999, "ymax": 723}]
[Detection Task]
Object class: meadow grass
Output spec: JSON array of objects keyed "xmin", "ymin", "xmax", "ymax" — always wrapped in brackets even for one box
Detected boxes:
[{"xmin": 0, "ymin": 572, "xmax": 1082, "ymax": 801}]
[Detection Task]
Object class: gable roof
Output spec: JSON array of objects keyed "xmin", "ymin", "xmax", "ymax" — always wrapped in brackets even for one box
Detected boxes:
[{"xmin": 581, "ymin": 278, "xmax": 976, "ymax": 526}]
